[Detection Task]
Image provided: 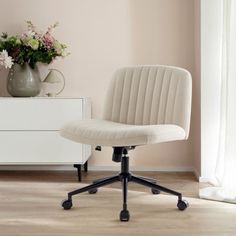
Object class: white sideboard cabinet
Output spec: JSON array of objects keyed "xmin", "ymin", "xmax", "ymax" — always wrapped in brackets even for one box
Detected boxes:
[{"xmin": 0, "ymin": 97, "xmax": 91, "ymax": 181}]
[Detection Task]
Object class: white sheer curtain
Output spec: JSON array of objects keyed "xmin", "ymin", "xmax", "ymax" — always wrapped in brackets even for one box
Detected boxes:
[{"xmin": 200, "ymin": 0, "xmax": 236, "ymax": 203}]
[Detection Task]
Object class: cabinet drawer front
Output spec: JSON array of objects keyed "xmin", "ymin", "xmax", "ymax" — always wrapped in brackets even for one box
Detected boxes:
[
  {"xmin": 0, "ymin": 131, "xmax": 90, "ymax": 164},
  {"xmin": 0, "ymin": 99, "xmax": 83, "ymax": 130}
]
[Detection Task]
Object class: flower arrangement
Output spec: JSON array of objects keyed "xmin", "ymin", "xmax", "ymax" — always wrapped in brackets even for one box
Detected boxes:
[{"xmin": 0, "ymin": 21, "xmax": 68, "ymax": 69}]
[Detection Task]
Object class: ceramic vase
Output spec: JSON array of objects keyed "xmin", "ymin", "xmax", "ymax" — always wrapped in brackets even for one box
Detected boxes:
[{"xmin": 7, "ymin": 63, "xmax": 41, "ymax": 97}]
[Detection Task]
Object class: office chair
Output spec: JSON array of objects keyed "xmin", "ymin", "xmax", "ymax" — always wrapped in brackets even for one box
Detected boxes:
[{"xmin": 61, "ymin": 65, "xmax": 192, "ymax": 221}]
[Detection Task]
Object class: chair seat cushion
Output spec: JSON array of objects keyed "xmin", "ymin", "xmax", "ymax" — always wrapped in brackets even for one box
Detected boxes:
[{"xmin": 60, "ymin": 119, "xmax": 186, "ymax": 147}]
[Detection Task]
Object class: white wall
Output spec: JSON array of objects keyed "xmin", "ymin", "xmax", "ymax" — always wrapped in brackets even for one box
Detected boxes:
[
  {"xmin": 0, "ymin": 0, "xmax": 198, "ymax": 172},
  {"xmin": 193, "ymin": 0, "xmax": 201, "ymax": 177},
  {"xmin": 201, "ymin": 0, "xmax": 223, "ymax": 180}
]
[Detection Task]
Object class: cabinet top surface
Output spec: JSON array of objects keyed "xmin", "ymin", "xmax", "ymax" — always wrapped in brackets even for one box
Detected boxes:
[{"xmin": 0, "ymin": 97, "xmax": 90, "ymax": 100}]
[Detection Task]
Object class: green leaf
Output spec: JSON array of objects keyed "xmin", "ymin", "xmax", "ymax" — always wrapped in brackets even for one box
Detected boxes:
[{"xmin": 1, "ymin": 32, "xmax": 8, "ymax": 39}]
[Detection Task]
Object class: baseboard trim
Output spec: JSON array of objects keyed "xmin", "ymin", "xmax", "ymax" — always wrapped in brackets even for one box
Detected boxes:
[
  {"xmin": 0, "ymin": 165, "xmax": 75, "ymax": 171},
  {"xmin": 0, "ymin": 165, "xmax": 194, "ymax": 173},
  {"xmin": 88, "ymin": 165, "xmax": 194, "ymax": 172},
  {"xmin": 193, "ymin": 168, "xmax": 201, "ymax": 181}
]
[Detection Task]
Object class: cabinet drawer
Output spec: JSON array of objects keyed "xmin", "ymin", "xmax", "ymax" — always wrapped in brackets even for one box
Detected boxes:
[
  {"xmin": 0, "ymin": 131, "xmax": 90, "ymax": 164},
  {"xmin": 0, "ymin": 98, "xmax": 83, "ymax": 130}
]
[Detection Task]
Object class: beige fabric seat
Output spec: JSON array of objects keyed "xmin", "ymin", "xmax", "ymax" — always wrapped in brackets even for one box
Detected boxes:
[
  {"xmin": 61, "ymin": 119, "xmax": 185, "ymax": 147},
  {"xmin": 60, "ymin": 65, "xmax": 192, "ymax": 147}
]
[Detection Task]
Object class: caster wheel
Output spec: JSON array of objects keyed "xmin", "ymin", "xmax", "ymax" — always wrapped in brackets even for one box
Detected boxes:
[
  {"xmin": 62, "ymin": 199, "xmax": 72, "ymax": 210},
  {"xmin": 88, "ymin": 188, "xmax": 98, "ymax": 194},
  {"xmin": 151, "ymin": 188, "xmax": 161, "ymax": 194},
  {"xmin": 177, "ymin": 200, "xmax": 189, "ymax": 211},
  {"xmin": 120, "ymin": 210, "xmax": 130, "ymax": 222}
]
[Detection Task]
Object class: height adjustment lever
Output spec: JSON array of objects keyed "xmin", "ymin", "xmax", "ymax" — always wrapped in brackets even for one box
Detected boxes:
[{"xmin": 95, "ymin": 146, "xmax": 102, "ymax": 151}]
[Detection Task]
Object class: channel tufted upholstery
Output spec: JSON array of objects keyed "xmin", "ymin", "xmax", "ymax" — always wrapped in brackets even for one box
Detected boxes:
[
  {"xmin": 60, "ymin": 65, "xmax": 192, "ymax": 147},
  {"xmin": 103, "ymin": 66, "xmax": 192, "ymax": 137}
]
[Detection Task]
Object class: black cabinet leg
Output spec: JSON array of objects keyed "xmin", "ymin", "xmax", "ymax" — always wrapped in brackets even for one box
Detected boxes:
[
  {"xmin": 74, "ymin": 162, "xmax": 88, "ymax": 182},
  {"xmin": 84, "ymin": 161, "xmax": 88, "ymax": 172},
  {"xmin": 74, "ymin": 164, "xmax": 82, "ymax": 182}
]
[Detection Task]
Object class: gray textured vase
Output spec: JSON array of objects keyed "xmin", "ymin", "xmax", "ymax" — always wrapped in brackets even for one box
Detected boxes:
[{"xmin": 7, "ymin": 63, "xmax": 42, "ymax": 97}]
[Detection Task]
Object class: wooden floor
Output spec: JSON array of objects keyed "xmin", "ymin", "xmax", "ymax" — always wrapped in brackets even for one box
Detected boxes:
[
  {"xmin": 0, "ymin": 170, "xmax": 199, "ymax": 197},
  {"xmin": 0, "ymin": 171, "xmax": 235, "ymax": 236}
]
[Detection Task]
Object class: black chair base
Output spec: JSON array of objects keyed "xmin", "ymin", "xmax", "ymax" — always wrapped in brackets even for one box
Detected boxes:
[{"xmin": 62, "ymin": 147, "xmax": 189, "ymax": 222}]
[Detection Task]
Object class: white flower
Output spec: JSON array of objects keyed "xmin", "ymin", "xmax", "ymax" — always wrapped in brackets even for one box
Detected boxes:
[
  {"xmin": 22, "ymin": 30, "xmax": 35, "ymax": 38},
  {"xmin": 0, "ymin": 50, "xmax": 14, "ymax": 69},
  {"xmin": 4, "ymin": 56, "xmax": 14, "ymax": 68},
  {"xmin": 53, "ymin": 40, "xmax": 63, "ymax": 54}
]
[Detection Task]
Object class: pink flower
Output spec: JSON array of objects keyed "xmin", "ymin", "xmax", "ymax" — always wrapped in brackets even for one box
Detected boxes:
[{"xmin": 42, "ymin": 32, "xmax": 55, "ymax": 48}]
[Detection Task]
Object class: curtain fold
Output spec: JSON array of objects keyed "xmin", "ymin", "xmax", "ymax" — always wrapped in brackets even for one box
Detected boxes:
[{"xmin": 200, "ymin": 0, "xmax": 236, "ymax": 203}]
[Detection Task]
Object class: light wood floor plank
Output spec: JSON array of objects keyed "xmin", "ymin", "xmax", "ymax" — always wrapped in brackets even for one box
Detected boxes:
[{"xmin": 0, "ymin": 171, "xmax": 235, "ymax": 236}]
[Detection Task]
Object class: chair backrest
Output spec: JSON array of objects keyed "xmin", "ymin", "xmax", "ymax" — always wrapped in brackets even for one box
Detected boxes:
[{"xmin": 103, "ymin": 65, "xmax": 192, "ymax": 138}]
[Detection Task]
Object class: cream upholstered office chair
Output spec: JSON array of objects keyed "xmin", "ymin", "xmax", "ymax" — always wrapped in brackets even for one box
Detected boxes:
[{"xmin": 61, "ymin": 65, "xmax": 192, "ymax": 222}]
